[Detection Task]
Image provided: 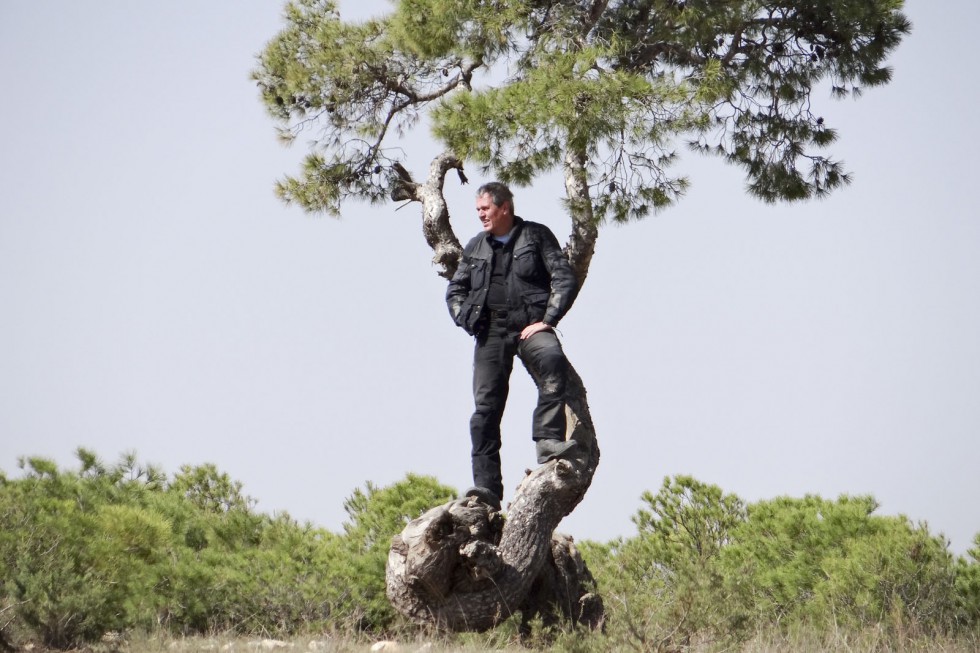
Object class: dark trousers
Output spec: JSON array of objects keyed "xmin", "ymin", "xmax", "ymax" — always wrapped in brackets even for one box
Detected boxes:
[{"xmin": 470, "ymin": 314, "xmax": 569, "ymax": 501}]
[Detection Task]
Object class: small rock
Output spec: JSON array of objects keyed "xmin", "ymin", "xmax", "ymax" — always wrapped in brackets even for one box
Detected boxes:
[
  {"xmin": 247, "ymin": 640, "xmax": 290, "ymax": 650},
  {"xmin": 370, "ymin": 642, "xmax": 401, "ymax": 652}
]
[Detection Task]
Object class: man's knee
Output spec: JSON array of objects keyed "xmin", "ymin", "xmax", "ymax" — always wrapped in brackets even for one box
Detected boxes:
[
  {"xmin": 538, "ymin": 375, "xmax": 565, "ymax": 398},
  {"xmin": 521, "ymin": 332, "xmax": 566, "ymax": 367}
]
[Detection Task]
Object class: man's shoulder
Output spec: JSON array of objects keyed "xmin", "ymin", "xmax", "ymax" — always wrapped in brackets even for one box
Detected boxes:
[
  {"xmin": 463, "ymin": 232, "xmax": 491, "ymax": 255},
  {"xmin": 514, "ymin": 218, "xmax": 558, "ymax": 244}
]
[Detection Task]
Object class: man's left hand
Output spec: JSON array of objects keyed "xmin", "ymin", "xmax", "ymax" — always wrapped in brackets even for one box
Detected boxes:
[{"xmin": 520, "ymin": 322, "xmax": 553, "ymax": 340}]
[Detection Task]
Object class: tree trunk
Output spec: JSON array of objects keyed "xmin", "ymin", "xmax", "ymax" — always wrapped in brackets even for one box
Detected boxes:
[
  {"xmin": 385, "ymin": 152, "xmax": 603, "ymax": 632},
  {"xmin": 386, "ymin": 365, "xmax": 601, "ymax": 631}
]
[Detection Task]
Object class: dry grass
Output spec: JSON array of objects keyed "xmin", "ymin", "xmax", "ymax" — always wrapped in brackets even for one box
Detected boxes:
[{"xmin": 96, "ymin": 628, "xmax": 980, "ymax": 653}]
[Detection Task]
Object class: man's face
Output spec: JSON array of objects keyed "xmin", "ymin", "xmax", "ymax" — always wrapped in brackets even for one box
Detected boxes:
[{"xmin": 476, "ymin": 193, "xmax": 514, "ymax": 236}]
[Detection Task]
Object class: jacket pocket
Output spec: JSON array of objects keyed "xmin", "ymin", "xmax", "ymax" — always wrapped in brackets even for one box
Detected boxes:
[
  {"xmin": 522, "ymin": 290, "xmax": 549, "ymax": 323},
  {"xmin": 513, "ymin": 245, "xmax": 541, "ymax": 280},
  {"xmin": 460, "ymin": 288, "xmax": 488, "ymax": 335},
  {"xmin": 469, "ymin": 258, "xmax": 488, "ymax": 288}
]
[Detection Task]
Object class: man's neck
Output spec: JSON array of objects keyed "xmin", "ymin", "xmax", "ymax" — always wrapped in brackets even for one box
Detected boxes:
[{"xmin": 489, "ymin": 217, "xmax": 519, "ymax": 243}]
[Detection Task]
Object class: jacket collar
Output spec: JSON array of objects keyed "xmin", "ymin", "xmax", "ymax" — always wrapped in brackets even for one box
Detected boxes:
[{"xmin": 482, "ymin": 216, "xmax": 525, "ymax": 246}]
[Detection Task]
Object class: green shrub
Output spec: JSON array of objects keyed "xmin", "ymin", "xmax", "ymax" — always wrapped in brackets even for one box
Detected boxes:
[
  {"xmin": 584, "ymin": 475, "xmax": 748, "ymax": 650},
  {"xmin": 813, "ymin": 517, "xmax": 955, "ymax": 633},
  {"xmin": 0, "ymin": 453, "xmax": 171, "ymax": 648},
  {"xmin": 586, "ymin": 479, "xmax": 964, "ymax": 650},
  {"xmin": 3, "ymin": 451, "xmax": 972, "ymax": 650},
  {"xmin": 722, "ymin": 494, "xmax": 956, "ymax": 635},
  {"xmin": 954, "ymin": 534, "xmax": 980, "ymax": 630},
  {"xmin": 0, "ymin": 450, "xmax": 461, "ymax": 648}
]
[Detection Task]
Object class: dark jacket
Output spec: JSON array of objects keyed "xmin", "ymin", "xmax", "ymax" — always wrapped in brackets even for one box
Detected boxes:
[{"xmin": 446, "ymin": 217, "xmax": 578, "ymax": 335}]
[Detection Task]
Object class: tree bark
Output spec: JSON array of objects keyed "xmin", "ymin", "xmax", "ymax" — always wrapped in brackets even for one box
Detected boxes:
[
  {"xmin": 391, "ymin": 152, "xmax": 465, "ymax": 280},
  {"xmin": 386, "ymin": 365, "xmax": 601, "ymax": 631},
  {"xmin": 563, "ymin": 146, "xmax": 599, "ymax": 289},
  {"xmin": 386, "ymin": 152, "xmax": 602, "ymax": 632}
]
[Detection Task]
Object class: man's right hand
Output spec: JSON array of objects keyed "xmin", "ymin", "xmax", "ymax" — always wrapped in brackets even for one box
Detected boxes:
[{"xmin": 519, "ymin": 321, "xmax": 553, "ymax": 340}]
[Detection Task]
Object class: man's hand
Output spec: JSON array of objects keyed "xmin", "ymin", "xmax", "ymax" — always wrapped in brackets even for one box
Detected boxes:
[{"xmin": 520, "ymin": 321, "xmax": 553, "ymax": 340}]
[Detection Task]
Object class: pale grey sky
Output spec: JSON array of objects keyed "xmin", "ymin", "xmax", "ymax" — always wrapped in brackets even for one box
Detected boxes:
[{"xmin": 2, "ymin": 1, "xmax": 978, "ymax": 553}]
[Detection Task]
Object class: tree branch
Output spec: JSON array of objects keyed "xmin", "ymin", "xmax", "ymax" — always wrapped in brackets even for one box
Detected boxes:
[
  {"xmin": 563, "ymin": 148, "xmax": 598, "ymax": 289},
  {"xmin": 390, "ymin": 152, "xmax": 466, "ymax": 279}
]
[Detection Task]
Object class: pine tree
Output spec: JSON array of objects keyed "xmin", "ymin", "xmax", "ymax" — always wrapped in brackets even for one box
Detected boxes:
[{"xmin": 253, "ymin": 0, "xmax": 910, "ymax": 632}]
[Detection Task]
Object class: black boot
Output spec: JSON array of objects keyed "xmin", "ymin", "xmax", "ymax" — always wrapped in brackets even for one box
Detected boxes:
[
  {"xmin": 535, "ymin": 438, "xmax": 577, "ymax": 464},
  {"xmin": 463, "ymin": 486, "xmax": 502, "ymax": 511}
]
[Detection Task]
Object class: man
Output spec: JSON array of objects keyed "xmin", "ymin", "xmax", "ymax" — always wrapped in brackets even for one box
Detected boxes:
[{"xmin": 446, "ymin": 182, "xmax": 579, "ymax": 510}]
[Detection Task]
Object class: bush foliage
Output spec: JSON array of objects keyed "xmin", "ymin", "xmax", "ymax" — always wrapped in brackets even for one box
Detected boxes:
[
  {"xmin": 0, "ymin": 449, "xmax": 455, "ymax": 649},
  {"xmin": 583, "ymin": 476, "xmax": 978, "ymax": 651},
  {"xmin": 1, "ymin": 451, "xmax": 977, "ymax": 650}
]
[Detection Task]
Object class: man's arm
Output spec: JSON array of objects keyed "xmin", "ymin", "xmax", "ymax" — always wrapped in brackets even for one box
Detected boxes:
[
  {"xmin": 519, "ymin": 226, "xmax": 578, "ymax": 340},
  {"xmin": 538, "ymin": 226, "xmax": 578, "ymax": 328},
  {"xmin": 446, "ymin": 248, "xmax": 473, "ymax": 328}
]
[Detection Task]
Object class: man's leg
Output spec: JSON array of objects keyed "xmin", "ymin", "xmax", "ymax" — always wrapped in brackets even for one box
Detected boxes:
[
  {"xmin": 470, "ymin": 321, "xmax": 516, "ymax": 502},
  {"xmin": 518, "ymin": 330, "xmax": 574, "ymax": 460}
]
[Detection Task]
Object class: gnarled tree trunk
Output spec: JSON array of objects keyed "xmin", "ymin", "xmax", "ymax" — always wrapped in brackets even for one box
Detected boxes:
[{"xmin": 385, "ymin": 152, "xmax": 603, "ymax": 632}]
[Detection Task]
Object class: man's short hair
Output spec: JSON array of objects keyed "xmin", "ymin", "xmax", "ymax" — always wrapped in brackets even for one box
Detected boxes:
[{"xmin": 477, "ymin": 182, "xmax": 514, "ymax": 213}]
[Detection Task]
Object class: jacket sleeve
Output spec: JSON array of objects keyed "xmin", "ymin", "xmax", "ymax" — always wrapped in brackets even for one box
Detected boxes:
[
  {"xmin": 538, "ymin": 226, "xmax": 579, "ymax": 327},
  {"xmin": 445, "ymin": 248, "xmax": 472, "ymax": 328}
]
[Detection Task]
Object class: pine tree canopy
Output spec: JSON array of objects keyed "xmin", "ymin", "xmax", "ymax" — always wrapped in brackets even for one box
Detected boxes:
[{"xmin": 253, "ymin": 0, "xmax": 910, "ymax": 222}]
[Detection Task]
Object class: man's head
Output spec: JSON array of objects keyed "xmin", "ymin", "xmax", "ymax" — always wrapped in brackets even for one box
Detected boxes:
[{"xmin": 476, "ymin": 182, "xmax": 515, "ymax": 237}]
